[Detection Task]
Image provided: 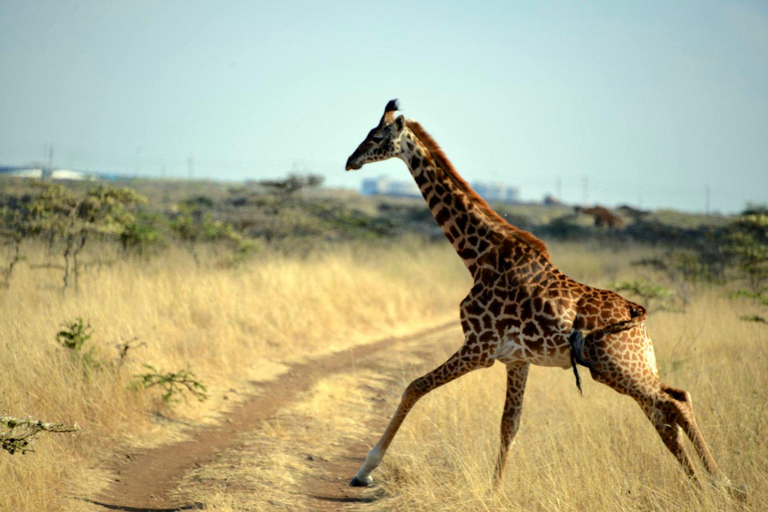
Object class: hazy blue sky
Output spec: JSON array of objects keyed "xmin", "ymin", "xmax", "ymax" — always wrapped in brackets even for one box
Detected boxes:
[{"xmin": 1, "ymin": 1, "xmax": 766, "ymax": 212}]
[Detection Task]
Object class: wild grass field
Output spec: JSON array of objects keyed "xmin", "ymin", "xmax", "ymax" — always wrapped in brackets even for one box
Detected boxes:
[
  {"xmin": 0, "ymin": 239, "xmax": 469, "ymax": 511},
  {"xmin": 364, "ymin": 245, "xmax": 768, "ymax": 512},
  {"xmin": 169, "ymin": 242, "xmax": 767, "ymax": 511},
  {"xmin": 1, "ymin": 178, "xmax": 766, "ymax": 511}
]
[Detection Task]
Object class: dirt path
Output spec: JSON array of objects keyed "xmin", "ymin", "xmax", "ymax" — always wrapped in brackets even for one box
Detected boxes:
[{"xmin": 88, "ymin": 322, "xmax": 457, "ymax": 511}]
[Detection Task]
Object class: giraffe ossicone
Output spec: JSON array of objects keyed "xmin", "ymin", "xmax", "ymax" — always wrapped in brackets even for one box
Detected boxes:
[{"xmin": 344, "ymin": 99, "xmax": 732, "ymax": 492}]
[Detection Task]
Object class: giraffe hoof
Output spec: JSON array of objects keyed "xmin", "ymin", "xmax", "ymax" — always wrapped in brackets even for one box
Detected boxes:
[{"xmin": 349, "ymin": 475, "xmax": 373, "ymax": 487}]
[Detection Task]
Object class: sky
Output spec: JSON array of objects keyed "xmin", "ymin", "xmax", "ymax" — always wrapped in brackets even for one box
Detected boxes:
[{"xmin": 1, "ymin": 1, "xmax": 766, "ymax": 213}]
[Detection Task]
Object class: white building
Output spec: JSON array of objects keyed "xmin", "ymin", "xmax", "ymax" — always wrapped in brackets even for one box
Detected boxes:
[
  {"xmin": 0, "ymin": 167, "xmax": 98, "ymax": 181},
  {"xmin": 472, "ymin": 181, "xmax": 520, "ymax": 203},
  {"xmin": 361, "ymin": 176, "xmax": 420, "ymax": 197},
  {"xmin": 361, "ymin": 176, "xmax": 520, "ymax": 204}
]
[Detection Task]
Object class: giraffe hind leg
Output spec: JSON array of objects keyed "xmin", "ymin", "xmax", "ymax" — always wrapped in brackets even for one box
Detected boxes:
[
  {"xmin": 661, "ymin": 385, "xmax": 730, "ymax": 484},
  {"xmin": 646, "ymin": 385, "xmax": 737, "ymax": 491},
  {"xmin": 663, "ymin": 383, "xmax": 745, "ymax": 498},
  {"xmin": 594, "ymin": 368, "xmax": 701, "ymax": 481},
  {"xmin": 592, "ymin": 358, "xmax": 720, "ymax": 483},
  {"xmin": 586, "ymin": 327, "xmax": 734, "ymax": 489},
  {"xmin": 569, "ymin": 329, "xmax": 597, "ymax": 394},
  {"xmin": 641, "ymin": 395, "xmax": 698, "ymax": 479}
]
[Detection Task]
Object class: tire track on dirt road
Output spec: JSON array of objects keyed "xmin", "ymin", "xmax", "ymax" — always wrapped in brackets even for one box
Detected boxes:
[{"xmin": 88, "ymin": 322, "xmax": 458, "ymax": 511}]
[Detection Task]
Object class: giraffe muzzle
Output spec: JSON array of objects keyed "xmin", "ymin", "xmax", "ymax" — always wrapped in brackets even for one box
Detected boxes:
[{"xmin": 345, "ymin": 155, "xmax": 363, "ymax": 171}]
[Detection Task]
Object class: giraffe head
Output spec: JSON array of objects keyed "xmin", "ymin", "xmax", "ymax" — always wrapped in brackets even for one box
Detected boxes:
[{"xmin": 345, "ymin": 99, "xmax": 406, "ymax": 171}]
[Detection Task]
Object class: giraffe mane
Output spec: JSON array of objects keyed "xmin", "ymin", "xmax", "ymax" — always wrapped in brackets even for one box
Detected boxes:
[{"xmin": 405, "ymin": 119, "xmax": 550, "ymax": 260}]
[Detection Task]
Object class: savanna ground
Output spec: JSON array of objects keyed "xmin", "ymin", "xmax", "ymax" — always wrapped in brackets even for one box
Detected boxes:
[{"xmin": 1, "ymin": 177, "xmax": 766, "ymax": 511}]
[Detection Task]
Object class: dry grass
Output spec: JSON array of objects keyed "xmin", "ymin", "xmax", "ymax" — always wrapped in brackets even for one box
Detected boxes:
[
  {"xmin": 2, "ymin": 239, "xmax": 766, "ymax": 511},
  {"xmin": 366, "ymin": 246, "xmax": 768, "ymax": 511},
  {"xmin": 177, "ymin": 241, "xmax": 766, "ymax": 511},
  {"xmin": 0, "ymin": 240, "xmax": 469, "ymax": 511}
]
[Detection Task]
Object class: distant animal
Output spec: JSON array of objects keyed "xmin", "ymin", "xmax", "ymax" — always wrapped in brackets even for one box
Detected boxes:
[
  {"xmin": 617, "ymin": 204, "xmax": 650, "ymax": 222},
  {"xmin": 575, "ymin": 205, "xmax": 627, "ymax": 229},
  {"xmin": 344, "ymin": 99, "xmax": 731, "ymax": 491}
]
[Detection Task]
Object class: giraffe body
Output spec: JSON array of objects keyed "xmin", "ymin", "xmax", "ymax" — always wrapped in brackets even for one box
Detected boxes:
[
  {"xmin": 344, "ymin": 100, "xmax": 730, "ymax": 491},
  {"xmin": 576, "ymin": 205, "xmax": 627, "ymax": 229}
]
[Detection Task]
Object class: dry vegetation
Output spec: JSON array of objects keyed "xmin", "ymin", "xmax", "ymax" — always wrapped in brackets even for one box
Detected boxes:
[
  {"xmin": 0, "ymin": 239, "xmax": 469, "ymax": 511},
  {"xmin": 1, "ymin": 178, "xmax": 766, "ymax": 511},
  {"xmin": 170, "ymin": 243, "xmax": 767, "ymax": 511},
  {"xmin": 366, "ymin": 246, "xmax": 768, "ymax": 512}
]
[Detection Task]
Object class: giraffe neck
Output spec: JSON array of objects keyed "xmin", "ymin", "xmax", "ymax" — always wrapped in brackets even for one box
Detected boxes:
[{"xmin": 399, "ymin": 123, "xmax": 543, "ymax": 276}]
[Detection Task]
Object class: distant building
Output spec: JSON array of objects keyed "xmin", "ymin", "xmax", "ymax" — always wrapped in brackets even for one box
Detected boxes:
[
  {"xmin": 361, "ymin": 176, "xmax": 420, "ymax": 197},
  {"xmin": 361, "ymin": 176, "xmax": 521, "ymax": 203},
  {"xmin": 471, "ymin": 181, "xmax": 520, "ymax": 203},
  {"xmin": 0, "ymin": 167, "xmax": 45, "ymax": 179},
  {"xmin": 51, "ymin": 169, "xmax": 97, "ymax": 181},
  {"xmin": 0, "ymin": 166, "xmax": 100, "ymax": 181}
]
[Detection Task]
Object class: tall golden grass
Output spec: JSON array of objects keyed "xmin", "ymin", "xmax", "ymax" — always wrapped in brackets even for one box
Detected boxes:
[
  {"xmin": 367, "ymin": 245, "xmax": 768, "ymax": 511},
  {"xmin": 2, "ymin": 240, "xmax": 766, "ymax": 511},
  {"xmin": 173, "ymin": 242, "xmax": 766, "ymax": 511},
  {"xmin": 0, "ymin": 239, "xmax": 470, "ymax": 511}
]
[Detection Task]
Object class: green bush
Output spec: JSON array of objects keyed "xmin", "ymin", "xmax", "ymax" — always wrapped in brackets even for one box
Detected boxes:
[
  {"xmin": 120, "ymin": 212, "xmax": 167, "ymax": 256},
  {"xmin": 135, "ymin": 364, "xmax": 208, "ymax": 403},
  {"xmin": 56, "ymin": 317, "xmax": 101, "ymax": 370}
]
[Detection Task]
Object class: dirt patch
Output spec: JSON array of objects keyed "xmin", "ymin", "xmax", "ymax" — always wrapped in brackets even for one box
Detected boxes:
[{"xmin": 88, "ymin": 322, "xmax": 458, "ymax": 511}]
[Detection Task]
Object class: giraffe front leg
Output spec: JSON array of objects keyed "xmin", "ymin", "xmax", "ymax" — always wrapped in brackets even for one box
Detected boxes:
[
  {"xmin": 493, "ymin": 361, "xmax": 529, "ymax": 488},
  {"xmin": 350, "ymin": 344, "xmax": 492, "ymax": 487}
]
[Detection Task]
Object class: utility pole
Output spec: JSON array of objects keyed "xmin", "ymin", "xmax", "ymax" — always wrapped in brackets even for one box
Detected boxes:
[
  {"xmin": 134, "ymin": 147, "xmax": 141, "ymax": 179},
  {"xmin": 187, "ymin": 157, "xmax": 194, "ymax": 181},
  {"xmin": 46, "ymin": 144, "xmax": 54, "ymax": 178}
]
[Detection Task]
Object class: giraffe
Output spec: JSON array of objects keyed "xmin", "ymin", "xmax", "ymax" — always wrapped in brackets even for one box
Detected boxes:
[
  {"xmin": 575, "ymin": 205, "xmax": 627, "ymax": 229},
  {"xmin": 344, "ymin": 100, "xmax": 729, "ymax": 490}
]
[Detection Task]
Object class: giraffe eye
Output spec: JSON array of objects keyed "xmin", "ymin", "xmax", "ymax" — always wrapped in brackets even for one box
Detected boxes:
[{"xmin": 371, "ymin": 135, "xmax": 384, "ymax": 143}]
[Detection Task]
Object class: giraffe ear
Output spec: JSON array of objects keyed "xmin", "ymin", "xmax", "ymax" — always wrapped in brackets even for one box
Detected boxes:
[
  {"xmin": 394, "ymin": 115, "xmax": 405, "ymax": 132},
  {"xmin": 381, "ymin": 99, "xmax": 400, "ymax": 125}
]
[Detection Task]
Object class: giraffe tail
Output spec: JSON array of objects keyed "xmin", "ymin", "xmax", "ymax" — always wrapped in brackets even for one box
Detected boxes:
[{"xmin": 569, "ymin": 329, "xmax": 598, "ymax": 395}]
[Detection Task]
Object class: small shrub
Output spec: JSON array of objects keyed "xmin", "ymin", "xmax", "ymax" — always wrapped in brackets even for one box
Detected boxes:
[
  {"xmin": 170, "ymin": 206, "xmax": 257, "ymax": 266},
  {"xmin": 633, "ymin": 251, "xmax": 721, "ymax": 284},
  {"xmin": 135, "ymin": 364, "xmax": 208, "ymax": 403},
  {"xmin": 120, "ymin": 212, "xmax": 167, "ymax": 256},
  {"xmin": 725, "ymin": 213, "xmax": 768, "ymax": 297},
  {"xmin": 740, "ymin": 315, "xmax": 768, "ymax": 324},
  {"xmin": 56, "ymin": 317, "xmax": 101, "ymax": 370},
  {"xmin": 1, "ymin": 416, "xmax": 79, "ymax": 455},
  {"xmin": 114, "ymin": 336, "xmax": 146, "ymax": 373},
  {"xmin": 55, "ymin": 317, "xmax": 92, "ymax": 351},
  {"xmin": 611, "ymin": 279, "xmax": 679, "ymax": 312},
  {"xmin": 728, "ymin": 290, "xmax": 768, "ymax": 306}
]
